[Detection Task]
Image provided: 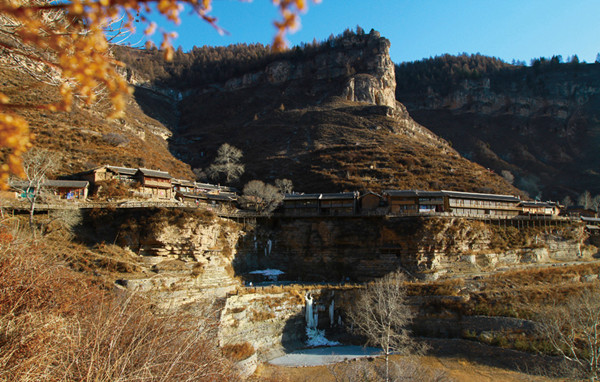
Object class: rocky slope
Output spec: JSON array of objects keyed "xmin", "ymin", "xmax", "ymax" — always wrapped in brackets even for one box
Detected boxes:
[
  {"xmin": 396, "ymin": 57, "xmax": 600, "ymax": 199},
  {"xmin": 0, "ymin": 66, "xmax": 194, "ymax": 179}
]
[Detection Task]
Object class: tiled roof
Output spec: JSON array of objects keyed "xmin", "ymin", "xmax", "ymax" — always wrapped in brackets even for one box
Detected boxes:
[
  {"xmin": 106, "ymin": 166, "xmax": 137, "ymax": 176},
  {"xmin": 284, "ymin": 193, "xmax": 321, "ymax": 200},
  {"xmin": 519, "ymin": 201, "xmax": 556, "ymax": 208},
  {"xmin": 383, "ymin": 190, "xmax": 443, "ymax": 198},
  {"xmin": 441, "ymin": 190, "xmax": 520, "ymax": 203},
  {"xmin": 319, "ymin": 192, "xmax": 357, "ymax": 200},
  {"xmin": 137, "ymin": 168, "xmax": 172, "ymax": 179}
]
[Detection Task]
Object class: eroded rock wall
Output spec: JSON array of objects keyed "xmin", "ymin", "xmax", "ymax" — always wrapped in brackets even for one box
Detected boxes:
[
  {"xmin": 106, "ymin": 209, "xmax": 246, "ymax": 305},
  {"xmin": 236, "ymin": 216, "xmax": 591, "ymax": 281}
]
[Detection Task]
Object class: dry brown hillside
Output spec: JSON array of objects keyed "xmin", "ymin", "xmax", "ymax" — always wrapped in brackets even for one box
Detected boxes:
[{"xmin": 1, "ymin": 66, "xmax": 193, "ymax": 179}]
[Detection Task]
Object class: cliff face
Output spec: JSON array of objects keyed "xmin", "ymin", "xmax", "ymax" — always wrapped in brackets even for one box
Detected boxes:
[
  {"xmin": 102, "ymin": 209, "xmax": 245, "ymax": 306},
  {"xmin": 396, "ymin": 63, "xmax": 600, "ymax": 199},
  {"xmin": 219, "ymin": 30, "xmax": 397, "ymax": 109},
  {"xmin": 236, "ymin": 216, "xmax": 592, "ymax": 282}
]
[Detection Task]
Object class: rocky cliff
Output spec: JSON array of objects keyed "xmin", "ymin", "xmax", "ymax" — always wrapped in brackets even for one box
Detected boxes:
[
  {"xmin": 219, "ymin": 30, "xmax": 397, "ymax": 109},
  {"xmin": 86, "ymin": 208, "xmax": 245, "ymax": 307},
  {"xmin": 396, "ymin": 59, "xmax": 600, "ymax": 199},
  {"xmin": 236, "ymin": 216, "xmax": 593, "ymax": 282}
]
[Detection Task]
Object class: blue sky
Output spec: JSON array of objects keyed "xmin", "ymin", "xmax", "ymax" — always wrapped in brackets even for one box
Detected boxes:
[{"xmin": 132, "ymin": 0, "xmax": 600, "ymax": 64}]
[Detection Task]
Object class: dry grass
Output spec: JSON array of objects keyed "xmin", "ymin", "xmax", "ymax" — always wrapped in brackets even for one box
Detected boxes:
[
  {"xmin": 221, "ymin": 342, "xmax": 255, "ymax": 362},
  {"xmin": 0, "ymin": 226, "xmax": 238, "ymax": 381}
]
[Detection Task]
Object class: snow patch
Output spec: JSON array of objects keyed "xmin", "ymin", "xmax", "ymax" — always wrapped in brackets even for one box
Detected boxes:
[
  {"xmin": 305, "ymin": 327, "xmax": 340, "ymax": 347},
  {"xmin": 249, "ymin": 269, "xmax": 284, "ymax": 281}
]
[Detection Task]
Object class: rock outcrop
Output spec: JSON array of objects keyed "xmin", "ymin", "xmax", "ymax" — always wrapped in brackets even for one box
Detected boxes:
[
  {"xmin": 114, "ymin": 210, "xmax": 244, "ymax": 306},
  {"xmin": 219, "ymin": 30, "xmax": 396, "ymax": 109}
]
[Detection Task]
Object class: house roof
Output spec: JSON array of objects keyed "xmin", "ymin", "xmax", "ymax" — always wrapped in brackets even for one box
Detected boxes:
[
  {"xmin": 383, "ymin": 190, "xmax": 444, "ymax": 198},
  {"xmin": 319, "ymin": 192, "xmax": 357, "ymax": 200},
  {"xmin": 136, "ymin": 168, "xmax": 172, "ymax": 179},
  {"xmin": 441, "ymin": 190, "xmax": 520, "ymax": 203},
  {"xmin": 359, "ymin": 191, "xmax": 382, "ymax": 199},
  {"xmin": 172, "ymin": 178, "xmax": 196, "ymax": 187},
  {"xmin": 581, "ymin": 217, "xmax": 600, "ymax": 223},
  {"xmin": 205, "ymin": 192, "xmax": 237, "ymax": 202},
  {"xmin": 106, "ymin": 166, "xmax": 137, "ymax": 176},
  {"xmin": 195, "ymin": 182, "xmax": 238, "ymax": 193},
  {"xmin": 284, "ymin": 193, "xmax": 321, "ymax": 201},
  {"xmin": 520, "ymin": 201, "xmax": 557, "ymax": 208}
]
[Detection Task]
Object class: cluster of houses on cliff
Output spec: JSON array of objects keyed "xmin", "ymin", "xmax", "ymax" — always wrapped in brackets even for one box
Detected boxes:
[
  {"xmin": 7, "ymin": 165, "xmax": 238, "ymax": 207},
  {"xmin": 6, "ymin": 164, "xmax": 596, "ymax": 219},
  {"xmin": 282, "ymin": 190, "xmax": 563, "ymax": 218}
]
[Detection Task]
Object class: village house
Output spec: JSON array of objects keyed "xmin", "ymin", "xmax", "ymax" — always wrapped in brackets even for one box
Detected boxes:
[
  {"xmin": 442, "ymin": 190, "xmax": 521, "ymax": 217},
  {"xmin": 68, "ymin": 165, "xmax": 137, "ymax": 185},
  {"xmin": 172, "ymin": 178, "xmax": 197, "ymax": 194},
  {"xmin": 319, "ymin": 192, "xmax": 358, "ymax": 215},
  {"xmin": 519, "ymin": 201, "xmax": 561, "ymax": 217},
  {"xmin": 134, "ymin": 168, "xmax": 173, "ymax": 199},
  {"xmin": 383, "ymin": 190, "xmax": 521, "ymax": 217},
  {"xmin": 359, "ymin": 191, "xmax": 383, "ymax": 213},
  {"xmin": 282, "ymin": 193, "xmax": 321, "ymax": 215},
  {"xmin": 383, "ymin": 190, "xmax": 445, "ymax": 215},
  {"xmin": 564, "ymin": 205, "xmax": 597, "ymax": 218}
]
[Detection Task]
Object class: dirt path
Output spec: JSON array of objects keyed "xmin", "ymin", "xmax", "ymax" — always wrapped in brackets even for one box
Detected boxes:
[{"xmin": 254, "ymin": 339, "xmax": 570, "ymax": 382}]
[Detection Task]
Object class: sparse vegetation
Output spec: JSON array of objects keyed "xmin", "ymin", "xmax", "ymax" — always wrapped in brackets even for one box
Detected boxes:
[{"xmin": 0, "ymin": 224, "xmax": 238, "ymax": 381}]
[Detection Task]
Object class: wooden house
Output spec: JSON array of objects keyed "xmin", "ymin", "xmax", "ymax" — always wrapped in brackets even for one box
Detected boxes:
[
  {"xmin": 194, "ymin": 182, "xmax": 239, "ymax": 195},
  {"xmin": 69, "ymin": 165, "xmax": 137, "ymax": 185},
  {"xmin": 172, "ymin": 179, "xmax": 197, "ymax": 194},
  {"xmin": 519, "ymin": 201, "xmax": 560, "ymax": 217},
  {"xmin": 134, "ymin": 168, "xmax": 173, "ymax": 199},
  {"xmin": 359, "ymin": 191, "xmax": 383, "ymax": 212},
  {"xmin": 383, "ymin": 190, "xmax": 445, "ymax": 215},
  {"xmin": 442, "ymin": 190, "xmax": 520, "ymax": 217},
  {"xmin": 319, "ymin": 192, "xmax": 358, "ymax": 215},
  {"xmin": 565, "ymin": 205, "xmax": 597, "ymax": 218},
  {"xmin": 282, "ymin": 193, "xmax": 321, "ymax": 215}
]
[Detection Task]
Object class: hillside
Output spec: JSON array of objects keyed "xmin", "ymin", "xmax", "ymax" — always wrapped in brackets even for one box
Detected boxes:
[
  {"xmin": 395, "ymin": 54, "xmax": 600, "ymax": 200},
  {"xmin": 0, "ymin": 66, "xmax": 194, "ymax": 179},
  {"xmin": 116, "ymin": 31, "xmax": 522, "ymax": 195}
]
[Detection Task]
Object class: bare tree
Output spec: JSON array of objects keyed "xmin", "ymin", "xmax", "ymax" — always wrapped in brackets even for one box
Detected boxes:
[
  {"xmin": 275, "ymin": 178, "xmax": 293, "ymax": 194},
  {"xmin": 562, "ymin": 195, "xmax": 574, "ymax": 209},
  {"xmin": 500, "ymin": 170, "xmax": 514, "ymax": 185},
  {"xmin": 241, "ymin": 180, "xmax": 283, "ymax": 215},
  {"xmin": 592, "ymin": 195, "xmax": 600, "ymax": 213},
  {"xmin": 579, "ymin": 191, "xmax": 593, "ymax": 209},
  {"xmin": 538, "ymin": 288, "xmax": 600, "ymax": 381},
  {"xmin": 207, "ymin": 144, "xmax": 244, "ymax": 184},
  {"xmin": 11, "ymin": 148, "xmax": 61, "ymax": 230},
  {"xmin": 192, "ymin": 167, "xmax": 207, "ymax": 182},
  {"xmin": 346, "ymin": 271, "xmax": 421, "ymax": 382}
]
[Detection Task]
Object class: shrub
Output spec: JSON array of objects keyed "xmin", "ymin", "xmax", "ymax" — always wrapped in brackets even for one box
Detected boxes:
[{"xmin": 221, "ymin": 342, "xmax": 255, "ymax": 362}]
